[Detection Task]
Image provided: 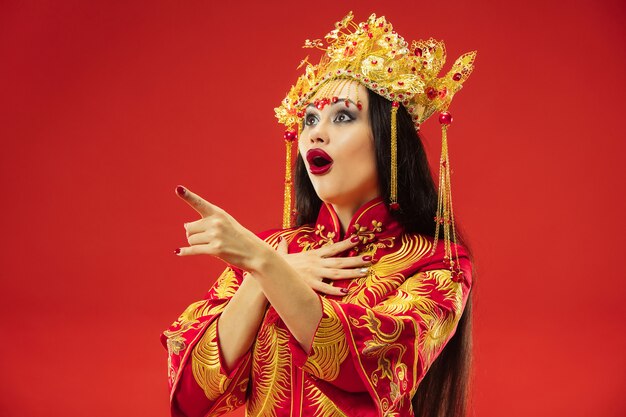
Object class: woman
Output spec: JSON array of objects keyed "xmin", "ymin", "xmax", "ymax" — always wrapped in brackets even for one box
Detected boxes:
[{"xmin": 163, "ymin": 12, "xmax": 476, "ymax": 417}]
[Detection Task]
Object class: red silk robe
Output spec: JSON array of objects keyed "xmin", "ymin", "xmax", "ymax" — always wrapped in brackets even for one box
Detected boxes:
[{"xmin": 162, "ymin": 197, "xmax": 473, "ymax": 416}]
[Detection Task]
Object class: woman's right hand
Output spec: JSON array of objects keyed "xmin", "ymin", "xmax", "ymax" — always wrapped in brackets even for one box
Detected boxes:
[{"xmin": 276, "ymin": 236, "xmax": 372, "ymax": 296}]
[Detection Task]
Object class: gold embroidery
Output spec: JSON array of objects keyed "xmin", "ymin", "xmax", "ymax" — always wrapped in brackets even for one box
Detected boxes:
[
  {"xmin": 373, "ymin": 269, "xmax": 463, "ymax": 366},
  {"xmin": 303, "ymin": 379, "xmax": 349, "ymax": 417},
  {"xmin": 297, "ymin": 225, "xmax": 336, "ymax": 251},
  {"xmin": 353, "ymin": 220, "xmax": 383, "ymax": 244},
  {"xmin": 191, "ymin": 320, "xmax": 230, "ymax": 401},
  {"xmin": 163, "ymin": 267, "xmax": 241, "ymax": 384},
  {"xmin": 164, "ymin": 268, "xmax": 240, "ymax": 343},
  {"xmin": 302, "ymin": 298, "xmax": 349, "ymax": 381},
  {"xmin": 212, "ymin": 268, "xmax": 238, "ymax": 298},
  {"xmin": 246, "ymin": 320, "xmax": 291, "ymax": 417},
  {"xmin": 345, "ymin": 234, "xmax": 432, "ymax": 307},
  {"xmin": 262, "ymin": 229, "xmax": 302, "ymax": 249},
  {"xmin": 355, "ymin": 309, "xmax": 411, "ymax": 414}
]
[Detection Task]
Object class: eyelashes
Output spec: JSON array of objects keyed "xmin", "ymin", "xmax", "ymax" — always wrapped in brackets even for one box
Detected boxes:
[{"xmin": 304, "ymin": 109, "xmax": 356, "ymax": 126}]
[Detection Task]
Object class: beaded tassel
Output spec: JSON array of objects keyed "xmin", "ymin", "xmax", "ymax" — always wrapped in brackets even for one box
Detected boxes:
[
  {"xmin": 431, "ymin": 112, "xmax": 464, "ymax": 283},
  {"xmin": 283, "ymin": 130, "xmax": 297, "ymax": 228},
  {"xmin": 389, "ymin": 102, "xmax": 400, "ymax": 211}
]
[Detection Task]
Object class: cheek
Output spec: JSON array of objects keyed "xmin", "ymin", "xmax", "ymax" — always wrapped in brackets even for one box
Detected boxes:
[{"xmin": 338, "ymin": 131, "xmax": 377, "ymax": 180}]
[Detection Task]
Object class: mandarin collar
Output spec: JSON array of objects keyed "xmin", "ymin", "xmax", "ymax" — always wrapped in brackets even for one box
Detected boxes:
[{"xmin": 314, "ymin": 196, "xmax": 405, "ymax": 245}]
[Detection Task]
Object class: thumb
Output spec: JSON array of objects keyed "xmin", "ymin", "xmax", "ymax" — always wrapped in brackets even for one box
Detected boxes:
[{"xmin": 277, "ymin": 236, "xmax": 289, "ymax": 255}]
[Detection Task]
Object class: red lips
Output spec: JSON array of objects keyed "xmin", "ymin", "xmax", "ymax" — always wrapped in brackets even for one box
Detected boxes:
[{"xmin": 306, "ymin": 148, "xmax": 334, "ymax": 175}]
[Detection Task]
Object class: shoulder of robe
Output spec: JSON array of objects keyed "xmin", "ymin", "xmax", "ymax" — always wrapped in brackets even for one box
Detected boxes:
[{"xmin": 403, "ymin": 233, "xmax": 473, "ymax": 276}]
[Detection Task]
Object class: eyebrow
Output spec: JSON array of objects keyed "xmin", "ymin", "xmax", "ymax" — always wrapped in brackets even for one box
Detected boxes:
[{"xmin": 305, "ymin": 98, "xmax": 358, "ymax": 110}]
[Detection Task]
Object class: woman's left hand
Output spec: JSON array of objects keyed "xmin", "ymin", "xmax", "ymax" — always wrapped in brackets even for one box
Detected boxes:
[{"xmin": 174, "ymin": 185, "xmax": 266, "ymax": 270}]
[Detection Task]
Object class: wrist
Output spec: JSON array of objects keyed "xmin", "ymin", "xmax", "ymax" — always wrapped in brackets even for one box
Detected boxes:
[{"xmin": 246, "ymin": 244, "xmax": 277, "ymax": 276}]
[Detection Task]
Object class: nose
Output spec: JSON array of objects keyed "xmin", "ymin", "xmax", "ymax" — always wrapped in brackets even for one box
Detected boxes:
[{"xmin": 307, "ymin": 120, "xmax": 329, "ymax": 145}]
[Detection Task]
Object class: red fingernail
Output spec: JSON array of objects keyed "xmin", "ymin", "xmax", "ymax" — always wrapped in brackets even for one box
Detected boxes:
[
  {"xmin": 362, "ymin": 255, "xmax": 372, "ymax": 261},
  {"xmin": 340, "ymin": 288, "xmax": 349, "ymax": 294},
  {"xmin": 174, "ymin": 248, "xmax": 181, "ymax": 255},
  {"xmin": 176, "ymin": 185, "xmax": 186, "ymax": 196},
  {"xmin": 350, "ymin": 236, "xmax": 359, "ymax": 243},
  {"xmin": 278, "ymin": 236, "xmax": 283, "ymax": 243}
]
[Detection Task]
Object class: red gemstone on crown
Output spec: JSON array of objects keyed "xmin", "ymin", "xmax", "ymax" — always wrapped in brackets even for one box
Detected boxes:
[
  {"xmin": 415, "ymin": 48, "xmax": 422, "ymax": 56},
  {"xmin": 439, "ymin": 111, "xmax": 453, "ymax": 125},
  {"xmin": 392, "ymin": 101, "xmax": 399, "ymax": 108},
  {"xmin": 284, "ymin": 130, "xmax": 297, "ymax": 141},
  {"xmin": 426, "ymin": 87, "xmax": 438, "ymax": 99},
  {"xmin": 453, "ymin": 73, "xmax": 462, "ymax": 81}
]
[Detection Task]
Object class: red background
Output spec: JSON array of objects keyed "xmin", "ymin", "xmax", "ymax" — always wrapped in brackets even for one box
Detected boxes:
[{"xmin": 1, "ymin": 1, "xmax": 624, "ymax": 416}]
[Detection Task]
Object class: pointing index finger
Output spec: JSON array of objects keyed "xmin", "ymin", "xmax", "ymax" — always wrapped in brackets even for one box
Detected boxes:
[{"xmin": 175, "ymin": 185, "xmax": 216, "ymax": 218}]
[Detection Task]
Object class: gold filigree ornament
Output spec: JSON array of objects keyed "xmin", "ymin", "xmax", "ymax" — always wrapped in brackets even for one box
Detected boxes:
[{"xmin": 275, "ymin": 12, "xmax": 475, "ymax": 281}]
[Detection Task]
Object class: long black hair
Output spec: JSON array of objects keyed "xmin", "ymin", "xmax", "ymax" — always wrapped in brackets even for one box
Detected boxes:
[{"xmin": 294, "ymin": 88, "xmax": 474, "ymax": 417}]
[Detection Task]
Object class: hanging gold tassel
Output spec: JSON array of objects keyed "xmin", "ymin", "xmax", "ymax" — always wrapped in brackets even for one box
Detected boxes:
[
  {"xmin": 282, "ymin": 130, "xmax": 297, "ymax": 229},
  {"xmin": 389, "ymin": 102, "xmax": 400, "ymax": 211},
  {"xmin": 431, "ymin": 112, "xmax": 464, "ymax": 283}
]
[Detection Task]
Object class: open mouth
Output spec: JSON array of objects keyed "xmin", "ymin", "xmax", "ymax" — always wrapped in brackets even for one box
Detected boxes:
[{"xmin": 306, "ymin": 148, "xmax": 334, "ymax": 174}]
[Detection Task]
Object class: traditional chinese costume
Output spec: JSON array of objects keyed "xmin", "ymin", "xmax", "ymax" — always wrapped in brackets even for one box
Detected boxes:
[{"xmin": 162, "ymin": 197, "xmax": 472, "ymax": 416}]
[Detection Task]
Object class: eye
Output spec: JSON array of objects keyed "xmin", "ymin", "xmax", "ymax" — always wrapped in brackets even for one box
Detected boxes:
[
  {"xmin": 304, "ymin": 113, "xmax": 319, "ymax": 126},
  {"xmin": 334, "ymin": 111, "xmax": 354, "ymax": 123}
]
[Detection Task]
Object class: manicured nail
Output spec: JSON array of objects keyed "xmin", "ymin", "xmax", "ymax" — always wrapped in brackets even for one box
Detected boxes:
[
  {"xmin": 278, "ymin": 236, "xmax": 283, "ymax": 243},
  {"xmin": 362, "ymin": 255, "xmax": 372, "ymax": 262},
  {"xmin": 176, "ymin": 185, "xmax": 186, "ymax": 196},
  {"xmin": 174, "ymin": 248, "xmax": 181, "ymax": 255},
  {"xmin": 340, "ymin": 288, "xmax": 349, "ymax": 294},
  {"xmin": 350, "ymin": 235, "xmax": 359, "ymax": 243}
]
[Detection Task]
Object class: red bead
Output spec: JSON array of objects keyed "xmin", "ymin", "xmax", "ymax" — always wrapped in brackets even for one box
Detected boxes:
[
  {"xmin": 331, "ymin": 96, "xmax": 339, "ymax": 103},
  {"xmin": 453, "ymin": 73, "xmax": 462, "ymax": 81},
  {"xmin": 371, "ymin": 60, "xmax": 378, "ymax": 65},
  {"xmin": 414, "ymin": 48, "xmax": 422, "ymax": 56},
  {"xmin": 439, "ymin": 111, "xmax": 453, "ymax": 125},
  {"xmin": 451, "ymin": 270, "xmax": 464, "ymax": 283},
  {"xmin": 392, "ymin": 101, "xmax": 399, "ymax": 108},
  {"xmin": 284, "ymin": 130, "xmax": 297, "ymax": 141},
  {"xmin": 387, "ymin": 68, "xmax": 393, "ymax": 73},
  {"xmin": 357, "ymin": 102, "xmax": 363, "ymax": 110},
  {"xmin": 390, "ymin": 202, "xmax": 400, "ymax": 211},
  {"xmin": 426, "ymin": 87, "xmax": 438, "ymax": 99}
]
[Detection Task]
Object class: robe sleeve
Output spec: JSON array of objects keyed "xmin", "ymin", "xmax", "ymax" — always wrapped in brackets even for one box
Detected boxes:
[
  {"xmin": 161, "ymin": 266, "xmax": 252, "ymax": 417},
  {"xmin": 289, "ymin": 256, "xmax": 472, "ymax": 413}
]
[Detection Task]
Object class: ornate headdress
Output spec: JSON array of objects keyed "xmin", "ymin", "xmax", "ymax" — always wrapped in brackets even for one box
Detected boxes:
[{"xmin": 275, "ymin": 12, "xmax": 476, "ymax": 281}]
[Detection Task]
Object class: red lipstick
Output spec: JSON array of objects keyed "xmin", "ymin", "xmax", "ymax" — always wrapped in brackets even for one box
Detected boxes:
[{"xmin": 306, "ymin": 148, "xmax": 334, "ymax": 175}]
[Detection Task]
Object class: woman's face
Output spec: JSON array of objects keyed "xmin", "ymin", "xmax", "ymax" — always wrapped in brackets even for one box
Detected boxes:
[{"xmin": 298, "ymin": 80, "xmax": 379, "ymax": 209}]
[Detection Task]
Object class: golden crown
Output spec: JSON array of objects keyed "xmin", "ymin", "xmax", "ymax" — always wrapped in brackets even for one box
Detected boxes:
[{"xmin": 275, "ymin": 11, "xmax": 477, "ymax": 129}]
